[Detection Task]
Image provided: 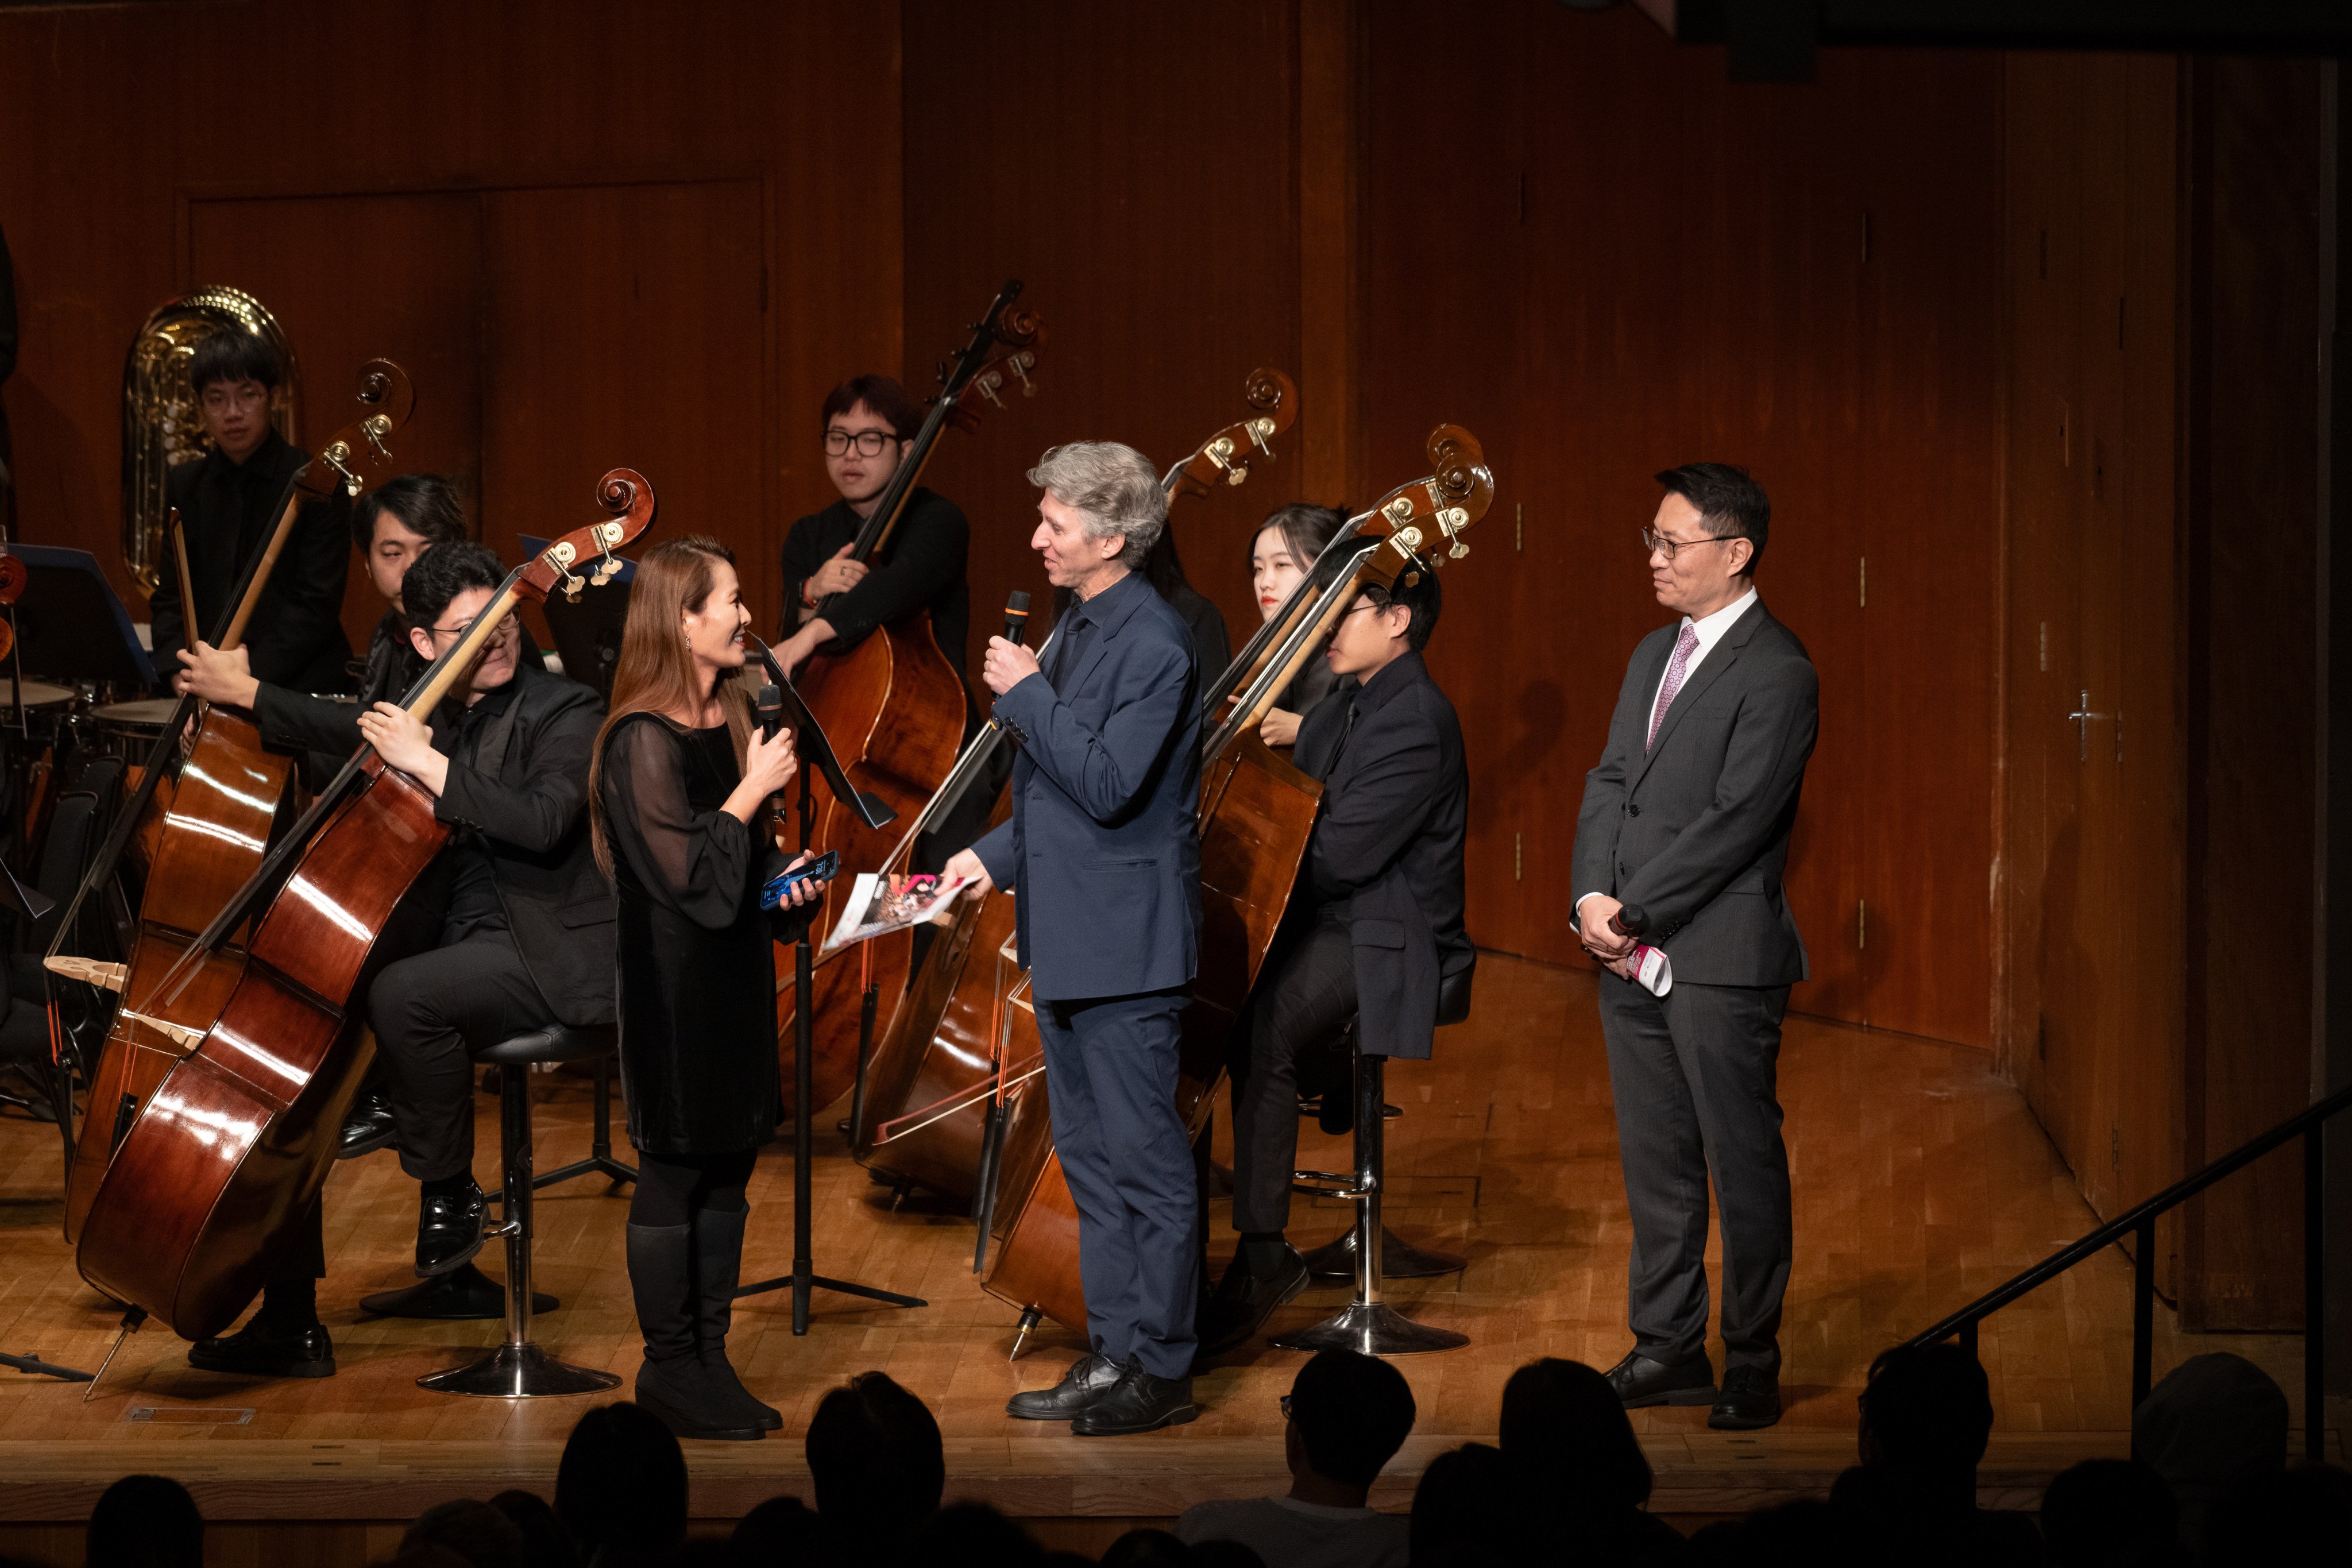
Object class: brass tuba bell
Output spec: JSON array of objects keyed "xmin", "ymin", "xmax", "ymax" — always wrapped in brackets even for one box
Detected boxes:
[{"xmin": 118, "ymin": 287, "xmax": 300, "ymax": 595}]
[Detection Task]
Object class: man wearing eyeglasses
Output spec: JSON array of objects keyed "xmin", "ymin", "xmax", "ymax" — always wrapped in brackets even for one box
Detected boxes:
[
  {"xmin": 183, "ymin": 541, "xmax": 615, "ymax": 1380},
  {"xmin": 774, "ymin": 376, "xmax": 971, "ymax": 692},
  {"xmin": 1570, "ymin": 463, "xmax": 1817, "ymax": 1433}
]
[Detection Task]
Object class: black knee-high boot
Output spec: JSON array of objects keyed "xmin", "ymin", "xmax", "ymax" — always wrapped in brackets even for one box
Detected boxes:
[
  {"xmin": 627, "ymin": 1222, "xmax": 762, "ymax": 1441},
  {"xmin": 691, "ymin": 1204, "xmax": 779, "ymax": 1431}
]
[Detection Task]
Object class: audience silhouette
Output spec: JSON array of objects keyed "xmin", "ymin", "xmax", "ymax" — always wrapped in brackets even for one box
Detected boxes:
[{"xmin": 87, "ymin": 1474, "xmax": 204, "ymax": 1568}]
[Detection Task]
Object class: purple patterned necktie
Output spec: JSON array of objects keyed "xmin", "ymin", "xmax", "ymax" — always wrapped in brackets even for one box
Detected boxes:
[{"xmin": 1647, "ymin": 624, "xmax": 1702, "ymax": 752}]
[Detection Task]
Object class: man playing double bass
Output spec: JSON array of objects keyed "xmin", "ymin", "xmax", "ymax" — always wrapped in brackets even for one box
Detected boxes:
[
  {"xmin": 187, "ymin": 542, "xmax": 614, "ymax": 1378},
  {"xmin": 1200, "ymin": 567, "xmax": 1474, "ymax": 1353},
  {"xmin": 775, "ymin": 374, "xmax": 985, "ymax": 861},
  {"xmin": 941, "ymin": 442, "xmax": 1204, "ymax": 1436},
  {"xmin": 148, "ymin": 331, "xmax": 352, "ymax": 694}
]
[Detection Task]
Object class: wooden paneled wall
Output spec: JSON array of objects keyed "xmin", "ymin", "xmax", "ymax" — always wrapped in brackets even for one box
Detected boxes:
[
  {"xmin": 1354, "ymin": 3, "xmax": 2002, "ymax": 1046},
  {"xmin": 0, "ymin": 1, "xmax": 903, "ymax": 646}
]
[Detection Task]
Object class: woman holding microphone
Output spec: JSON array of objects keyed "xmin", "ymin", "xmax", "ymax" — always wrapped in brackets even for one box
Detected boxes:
[{"xmin": 591, "ymin": 536, "xmax": 829, "ymax": 1442}]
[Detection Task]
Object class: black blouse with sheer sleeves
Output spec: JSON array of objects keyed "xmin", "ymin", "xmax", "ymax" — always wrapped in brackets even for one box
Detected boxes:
[{"xmin": 598, "ymin": 713, "xmax": 812, "ymax": 1158}]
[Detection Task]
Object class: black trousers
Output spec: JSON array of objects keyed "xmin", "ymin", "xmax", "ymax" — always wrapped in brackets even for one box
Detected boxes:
[
  {"xmin": 1226, "ymin": 914, "xmax": 1358, "ymax": 1237},
  {"xmin": 1598, "ymin": 975, "xmax": 1793, "ymax": 1376},
  {"xmin": 368, "ymin": 928, "xmax": 559, "ymax": 1183},
  {"xmin": 1035, "ymin": 987, "xmax": 1199, "ymax": 1380}
]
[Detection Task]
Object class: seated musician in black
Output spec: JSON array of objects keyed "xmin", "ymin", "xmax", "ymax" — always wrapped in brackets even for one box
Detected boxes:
[
  {"xmin": 173, "ymin": 472, "xmax": 469, "ymax": 744},
  {"xmin": 1198, "ymin": 567, "xmax": 1474, "ymax": 1354},
  {"xmin": 186, "ymin": 544, "xmax": 614, "ymax": 1378},
  {"xmin": 148, "ymin": 331, "xmax": 351, "ymax": 695},
  {"xmin": 775, "ymin": 376, "xmax": 983, "ymax": 861}
]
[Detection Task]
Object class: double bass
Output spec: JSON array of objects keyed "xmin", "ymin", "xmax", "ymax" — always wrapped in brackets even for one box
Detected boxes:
[
  {"xmin": 53, "ymin": 361, "xmax": 416, "ymax": 1240},
  {"xmin": 976, "ymin": 427, "xmax": 1496, "ymax": 1350},
  {"xmin": 851, "ymin": 367, "xmax": 1301, "ymax": 1203},
  {"xmin": 777, "ymin": 280, "xmax": 1045, "ymax": 1118},
  {"xmin": 75, "ymin": 474, "xmax": 654, "ymax": 1339}
]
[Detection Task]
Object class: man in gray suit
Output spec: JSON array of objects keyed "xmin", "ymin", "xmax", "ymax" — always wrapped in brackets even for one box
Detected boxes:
[
  {"xmin": 1570, "ymin": 463, "xmax": 1817, "ymax": 1431},
  {"xmin": 946, "ymin": 442, "xmax": 1204, "ymax": 1436}
]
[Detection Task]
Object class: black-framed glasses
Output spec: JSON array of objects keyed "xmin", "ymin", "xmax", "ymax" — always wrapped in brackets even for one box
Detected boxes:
[
  {"xmin": 1641, "ymin": 525, "xmax": 1738, "ymax": 563},
  {"xmin": 824, "ymin": 428, "xmax": 898, "ymax": 457},
  {"xmin": 1279, "ymin": 1393, "xmax": 1293, "ymax": 1418}
]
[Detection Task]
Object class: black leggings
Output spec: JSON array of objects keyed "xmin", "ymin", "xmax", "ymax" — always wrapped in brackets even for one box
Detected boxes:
[{"xmin": 628, "ymin": 1148, "xmax": 759, "ymax": 1227}]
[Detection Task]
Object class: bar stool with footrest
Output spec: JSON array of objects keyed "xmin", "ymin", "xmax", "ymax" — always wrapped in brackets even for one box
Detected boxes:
[
  {"xmin": 416, "ymin": 1022, "xmax": 623, "ymax": 1397},
  {"xmin": 1293, "ymin": 1020, "xmax": 1467, "ymax": 1284}
]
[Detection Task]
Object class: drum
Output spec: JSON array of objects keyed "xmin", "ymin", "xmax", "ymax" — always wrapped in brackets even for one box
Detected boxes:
[
  {"xmin": 0, "ymin": 679, "xmax": 77, "ymax": 716},
  {"xmin": 90, "ymin": 698, "xmax": 181, "ymax": 761}
]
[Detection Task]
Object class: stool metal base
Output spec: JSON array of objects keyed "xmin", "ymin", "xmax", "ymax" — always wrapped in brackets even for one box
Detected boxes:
[
  {"xmin": 362, "ymin": 1263, "xmax": 557, "ymax": 1321},
  {"xmin": 1301, "ymin": 1226, "xmax": 1466, "ymax": 1282},
  {"xmin": 1271, "ymin": 1300, "xmax": 1470, "ymax": 1357},
  {"xmin": 416, "ymin": 1341, "xmax": 620, "ymax": 1398}
]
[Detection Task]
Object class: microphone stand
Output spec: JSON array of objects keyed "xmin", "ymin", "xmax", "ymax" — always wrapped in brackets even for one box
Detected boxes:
[{"xmin": 732, "ymin": 638, "xmax": 926, "ymax": 1333}]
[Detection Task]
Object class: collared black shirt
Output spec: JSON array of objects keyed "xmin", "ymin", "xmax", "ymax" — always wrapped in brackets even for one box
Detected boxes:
[{"xmin": 778, "ymin": 486, "xmax": 970, "ymax": 678}]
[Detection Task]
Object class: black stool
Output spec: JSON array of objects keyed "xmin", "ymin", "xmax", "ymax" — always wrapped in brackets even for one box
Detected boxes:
[
  {"xmin": 364, "ymin": 1036, "xmax": 635, "ymax": 1322},
  {"xmin": 1273, "ymin": 1052, "xmax": 1468, "ymax": 1357},
  {"xmin": 417, "ymin": 1024, "xmax": 623, "ymax": 1397},
  {"xmin": 1295, "ymin": 1022, "xmax": 1466, "ymax": 1283}
]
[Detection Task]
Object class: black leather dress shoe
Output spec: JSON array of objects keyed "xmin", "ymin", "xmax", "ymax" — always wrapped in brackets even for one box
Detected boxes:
[
  {"xmin": 1006, "ymin": 1351, "xmax": 1125, "ymax": 1420},
  {"xmin": 1196, "ymin": 1243, "xmax": 1310, "ymax": 1357},
  {"xmin": 1709, "ymin": 1364, "xmax": 1782, "ymax": 1429},
  {"xmin": 188, "ymin": 1319, "xmax": 335, "ymax": 1378},
  {"xmin": 1071, "ymin": 1360, "xmax": 1199, "ymax": 1436},
  {"xmin": 1604, "ymin": 1350, "xmax": 1717, "ymax": 1408},
  {"xmin": 338, "ymin": 1093, "xmax": 399, "ymax": 1160},
  {"xmin": 415, "ymin": 1183, "xmax": 490, "ymax": 1277}
]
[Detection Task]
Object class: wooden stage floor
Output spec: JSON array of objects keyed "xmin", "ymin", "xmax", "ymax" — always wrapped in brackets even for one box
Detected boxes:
[{"xmin": 0, "ymin": 954, "xmax": 2322, "ymax": 1553}]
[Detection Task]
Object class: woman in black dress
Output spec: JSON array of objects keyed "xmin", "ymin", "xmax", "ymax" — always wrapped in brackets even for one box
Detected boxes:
[{"xmin": 590, "ymin": 535, "xmax": 829, "ymax": 1442}]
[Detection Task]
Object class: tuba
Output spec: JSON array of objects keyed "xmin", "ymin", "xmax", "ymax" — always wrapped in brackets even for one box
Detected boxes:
[{"xmin": 118, "ymin": 288, "xmax": 300, "ymax": 594}]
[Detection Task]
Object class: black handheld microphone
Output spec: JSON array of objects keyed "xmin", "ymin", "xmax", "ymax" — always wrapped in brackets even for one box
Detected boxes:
[
  {"xmin": 754, "ymin": 681, "xmax": 785, "ymax": 741},
  {"xmin": 1609, "ymin": 903, "xmax": 1650, "ymax": 938},
  {"xmin": 1003, "ymin": 590, "xmax": 1032, "ymax": 647}
]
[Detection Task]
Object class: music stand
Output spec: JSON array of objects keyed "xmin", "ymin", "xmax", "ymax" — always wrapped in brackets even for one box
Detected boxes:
[
  {"xmin": 732, "ymin": 647, "xmax": 927, "ymax": 1333},
  {"xmin": 6, "ymin": 546, "xmax": 159, "ymax": 690},
  {"xmin": 520, "ymin": 535, "xmax": 634, "ymax": 701}
]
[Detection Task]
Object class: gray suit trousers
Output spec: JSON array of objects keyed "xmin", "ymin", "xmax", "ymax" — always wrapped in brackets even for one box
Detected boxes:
[{"xmin": 1598, "ymin": 975, "xmax": 1793, "ymax": 1375}]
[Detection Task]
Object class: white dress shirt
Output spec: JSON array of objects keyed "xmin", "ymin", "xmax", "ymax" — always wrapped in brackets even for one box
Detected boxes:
[{"xmin": 1575, "ymin": 586, "xmax": 1762, "ymax": 930}]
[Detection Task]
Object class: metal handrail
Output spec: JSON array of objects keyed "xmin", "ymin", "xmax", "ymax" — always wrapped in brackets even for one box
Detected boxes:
[{"xmin": 1905, "ymin": 1078, "xmax": 2352, "ymax": 1461}]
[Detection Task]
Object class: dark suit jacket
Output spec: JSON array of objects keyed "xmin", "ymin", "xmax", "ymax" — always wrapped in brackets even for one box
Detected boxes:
[
  {"xmin": 149, "ymin": 431, "xmax": 353, "ymax": 693},
  {"xmin": 1291, "ymin": 651, "xmax": 1473, "ymax": 1060},
  {"xmin": 1569, "ymin": 597, "xmax": 1817, "ymax": 987},
  {"xmin": 779, "ymin": 487, "xmax": 970, "ymax": 678},
  {"xmin": 272, "ymin": 661, "xmax": 616, "ymax": 1026},
  {"xmin": 972, "ymin": 570, "xmax": 1201, "ymax": 1003}
]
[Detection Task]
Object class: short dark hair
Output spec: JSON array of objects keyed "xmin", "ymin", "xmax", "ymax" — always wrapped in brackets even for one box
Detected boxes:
[
  {"xmin": 1655, "ymin": 462, "xmax": 1770, "ymax": 571},
  {"xmin": 401, "ymin": 540, "xmax": 505, "ymax": 634},
  {"xmin": 821, "ymin": 374, "xmax": 922, "ymax": 441},
  {"xmin": 1289, "ymin": 1349, "xmax": 1417, "ymax": 1488},
  {"xmin": 188, "ymin": 330, "xmax": 282, "ymax": 394},
  {"xmin": 554, "ymin": 1403, "xmax": 686, "ymax": 1563},
  {"xmin": 1499, "ymin": 1357, "xmax": 1654, "ymax": 1511},
  {"xmin": 1361, "ymin": 566, "xmax": 1442, "ymax": 652},
  {"xmin": 88, "ymin": 1474, "xmax": 203, "ymax": 1568},
  {"xmin": 353, "ymin": 473, "xmax": 471, "ymax": 553},
  {"xmin": 400, "ymin": 1499, "xmax": 527, "ymax": 1568},
  {"xmin": 805, "ymin": 1370, "xmax": 945, "ymax": 1540},
  {"xmin": 1860, "ymin": 1343, "xmax": 1995, "ymax": 1476}
]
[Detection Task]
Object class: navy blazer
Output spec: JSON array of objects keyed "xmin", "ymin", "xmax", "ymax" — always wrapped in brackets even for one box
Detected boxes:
[
  {"xmin": 1291, "ymin": 650, "xmax": 1473, "ymax": 1061},
  {"xmin": 1569, "ymin": 598, "xmax": 1817, "ymax": 987},
  {"xmin": 972, "ymin": 570, "xmax": 1202, "ymax": 1003}
]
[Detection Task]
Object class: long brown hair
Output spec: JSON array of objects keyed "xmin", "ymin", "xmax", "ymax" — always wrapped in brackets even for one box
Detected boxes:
[{"xmin": 589, "ymin": 535, "xmax": 754, "ymax": 875}]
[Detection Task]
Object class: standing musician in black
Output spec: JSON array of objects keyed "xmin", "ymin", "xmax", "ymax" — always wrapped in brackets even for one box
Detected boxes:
[
  {"xmin": 941, "ymin": 442, "xmax": 1205, "ymax": 1436},
  {"xmin": 148, "ymin": 331, "xmax": 351, "ymax": 694},
  {"xmin": 1200, "ymin": 566, "xmax": 1473, "ymax": 1354},
  {"xmin": 185, "ymin": 543, "xmax": 616, "ymax": 1379}
]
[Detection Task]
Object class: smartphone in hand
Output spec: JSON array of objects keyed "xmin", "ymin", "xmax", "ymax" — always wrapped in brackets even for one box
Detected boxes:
[{"xmin": 760, "ymin": 850, "xmax": 839, "ymax": 910}]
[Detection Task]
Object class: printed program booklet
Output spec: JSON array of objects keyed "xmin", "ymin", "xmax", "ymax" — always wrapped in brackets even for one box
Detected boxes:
[{"xmin": 821, "ymin": 872, "xmax": 971, "ymax": 953}]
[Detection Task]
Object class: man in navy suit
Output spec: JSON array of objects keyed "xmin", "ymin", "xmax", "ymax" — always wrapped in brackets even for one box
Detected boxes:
[
  {"xmin": 944, "ymin": 442, "xmax": 1204, "ymax": 1436},
  {"xmin": 1570, "ymin": 463, "xmax": 1817, "ymax": 1431}
]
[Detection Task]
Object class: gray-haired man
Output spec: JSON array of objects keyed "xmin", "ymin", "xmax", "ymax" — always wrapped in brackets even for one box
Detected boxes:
[{"xmin": 944, "ymin": 441, "xmax": 1204, "ymax": 1435}]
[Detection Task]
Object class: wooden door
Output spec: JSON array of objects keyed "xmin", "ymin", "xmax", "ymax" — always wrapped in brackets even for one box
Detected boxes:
[{"xmin": 184, "ymin": 193, "xmax": 486, "ymax": 654}]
